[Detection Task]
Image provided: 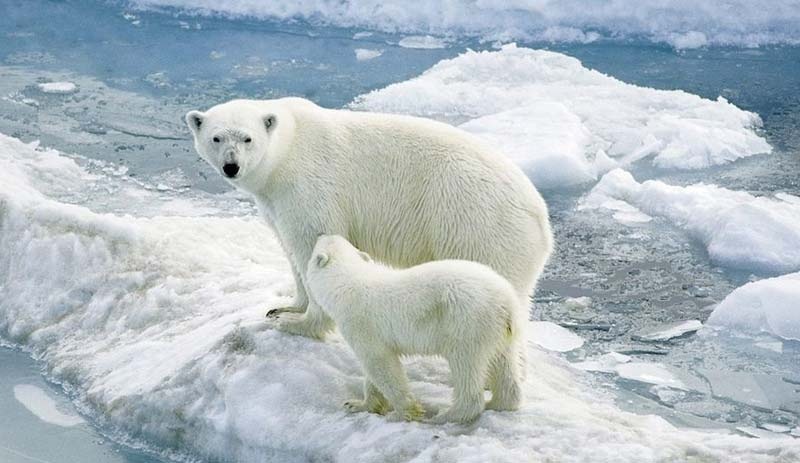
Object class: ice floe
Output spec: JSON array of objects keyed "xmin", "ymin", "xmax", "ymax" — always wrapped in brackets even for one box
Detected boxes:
[
  {"xmin": 707, "ymin": 272, "xmax": 800, "ymax": 341},
  {"xmin": 2, "ymin": 133, "xmax": 798, "ymax": 461},
  {"xmin": 131, "ymin": 0, "xmax": 800, "ymax": 48},
  {"xmin": 37, "ymin": 81, "xmax": 77, "ymax": 94},
  {"xmin": 354, "ymin": 48, "xmax": 383, "ymax": 61},
  {"xmin": 632, "ymin": 320, "xmax": 703, "ymax": 342},
  {"xmin": 582, "ymin": 169, "xmax": 800, "ymax": 273},
  {"xmin": 13, "ymin": 384, "xmax": 85, "ymax": 427},
  {"xmin": 352, "ymin": 45, "xmax": 770, "ymax": 189}
]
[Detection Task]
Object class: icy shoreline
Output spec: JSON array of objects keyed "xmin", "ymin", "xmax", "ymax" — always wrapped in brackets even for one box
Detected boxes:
[{"xmin": 1, "ymin": 126, "xmax": 798, "ymax": 461}]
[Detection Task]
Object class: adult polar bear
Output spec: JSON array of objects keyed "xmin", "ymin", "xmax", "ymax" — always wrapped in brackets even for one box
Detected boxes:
[{"xmin": 186, "ymin": 98, "xmax": 552, "ymax": 340}]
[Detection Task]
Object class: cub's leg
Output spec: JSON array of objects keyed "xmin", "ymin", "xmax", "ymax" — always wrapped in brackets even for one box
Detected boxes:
[
  {"xmin": 431, "ymin": 351, "xmax": 489, "ymax": 424},
  {"xmin": 353, "ymin": 348, "xmax": 424, "ymax": 422},
  {"xmin": 344, "ymin": 379, "xmax": 390, "ymax": 415},
  {"xmin": 486, "ymin": 343, "xmax": 523, "ymax": 412}
]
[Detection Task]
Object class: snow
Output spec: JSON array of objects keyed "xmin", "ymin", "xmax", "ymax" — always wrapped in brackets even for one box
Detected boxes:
[
  {"xmin": 37, "ymin": 81, "xmax": 77, "ymax": 94},
  {"xmin": 582, "ymin": 169, "xmax": 800, "ymax": 273},
  {"xmin": 130, "ymin": 0, "xmax": 800, "ymax": 48},
  {"xmin": 707, "ymin": 272, "xmax": 800, "ymax": 341},
  {"xmin": 352, "ymin": 45, "xmax": 770, "ymax": 189},
  {"xmin": 354, "ymin": 48, "xmax": 383, "ymax": 61},
  {"xmin": 2, "ymin": 133, "xmax": 799, "ymax": 461},
  {"xmin": 13, "ymin": 384, "xmax": 86, "ymax": 427}
]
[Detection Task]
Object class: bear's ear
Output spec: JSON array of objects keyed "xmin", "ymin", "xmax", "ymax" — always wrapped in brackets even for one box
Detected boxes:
[
  {"xmin": 358, "ymin": 251, "xmax": 372, "ymax": 263},
  {"xmin": 315, "ymin": 253, "xmax": 330, "ymax": 268},
  {"xmin": 264, "ymin": 114, "xmax": 277, "ymax": 132},
  {"xmin": 185, "ymin": 111, "xmax": 205, "ymax": 134}
]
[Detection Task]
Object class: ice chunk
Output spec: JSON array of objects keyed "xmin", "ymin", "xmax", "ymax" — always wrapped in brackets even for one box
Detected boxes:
[
  {"xmin": 572, "ymin": 352, "xmax": 631, "ymax": 373},
  {"xmin": 37, "ymin": 81, "xmax": 77, "ymax": 94},
  {"xmin": 529, "ymin": 321, "xmax": 584, "ymax": 352},
  {"xmin": 13, "ymin": 384, "xmax": 85, "ymax": 427},
  {"xmin": 354, "ymin": 48, "xmax": 383, "ymax": 61},
  {"xmin": 759, "ymin": 423, "xmax": 792, "ymax": 434},
  {"xmin": 131, "ymin": 0, "xmax": 800, "ymax": 48},
  {"xmin": 353, "ymin": 45, "xmax": 770, "ymax": 188},
  {"xmin": 397, "ymin": 35, "xmax": 447, "ymax": 49},
  {"xmin": 632, "ymin": 320, "xmax": 702, "ymax": 342},
  {"xmin": 707, "ymin": 272, "xmax": 800, "ymax": 341},
  {"xmin": 736, "ymin": 426, "xmax": 794, "ymax": 440},
  {"xmin": 582, "ymin": 169, "xmax": 800, "ymax": 273},
  {"xmin": 699, "ymin": 369, "xmax": 800, "ymax": 411},
  {"xmin": 615, "ymin": 362, "xmax": 687, "ymax": 390}
]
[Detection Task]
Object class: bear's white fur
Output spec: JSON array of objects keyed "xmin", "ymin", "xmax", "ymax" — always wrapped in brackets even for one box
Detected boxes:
[
  {"xmin": 306, "ymin": 235, "xmax": 525, "ymax": 423},
  {"xmin": 186, "ymin": 97, "xmax": 552, "ymax": 340}
]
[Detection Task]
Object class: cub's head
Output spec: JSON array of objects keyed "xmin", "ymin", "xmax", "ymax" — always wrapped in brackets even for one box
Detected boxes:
[
  {"xmin": 185, "ymin": 99, "xmax": 289, "ymax": 189},
  {"xmin": 310, "ymin": 235, "xmax": 373, "ymax": 273}
]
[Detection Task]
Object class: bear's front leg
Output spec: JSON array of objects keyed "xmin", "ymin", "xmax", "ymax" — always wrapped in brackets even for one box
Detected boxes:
[{"xmin": 266, "ymin": 263, "xmax": 308, "ymax": 318}]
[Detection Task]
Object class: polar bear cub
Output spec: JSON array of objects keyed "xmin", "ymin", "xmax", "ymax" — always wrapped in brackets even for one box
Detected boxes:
[{"xmin": 306, "ymin": 235, "xmax": 525, "ymax": 424}]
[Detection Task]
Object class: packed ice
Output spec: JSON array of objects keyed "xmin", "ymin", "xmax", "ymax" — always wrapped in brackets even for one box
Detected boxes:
[
  {"xmin": 129, "ymin": 0, "xmax": 800, "ymax": 48},
  {"xmin": 2, "ymin": 132, "xmax": 798, "ymax": 461},
  {"xmin": 352, "ymin": 45, "xmax": 771, "ymax": 189},
  {"xmin": 707, "ymin": 272, "xmax": 800, "ymax": 341},
  {"xmin": 582, "ymin": 169, "xmax": 800, "ymax": 273}
]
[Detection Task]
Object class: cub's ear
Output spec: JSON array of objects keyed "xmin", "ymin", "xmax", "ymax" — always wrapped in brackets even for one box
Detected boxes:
[
  {"xmin": 264, "ymin": 114, "xmax": 277, "ymax": 132},
  {"xmin": 185, "ymin": 110, "xmax": 205, "ymax": 134},
  {"xmin": 315, "ymin": 253, "xmax": 330, "ymax": 268},
  {"xmin": 358, "ymin": 251, "xmax": 372, "ymax": 263}
]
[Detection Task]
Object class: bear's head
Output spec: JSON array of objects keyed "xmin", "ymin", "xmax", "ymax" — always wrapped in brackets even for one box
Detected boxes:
[
  {"xmin": 310, "ymin": 235, "xmax": 373, "ymax": 272},
  {"xmin": 185, "ymin": 99, "xmax": 289, "ymax": 190}
]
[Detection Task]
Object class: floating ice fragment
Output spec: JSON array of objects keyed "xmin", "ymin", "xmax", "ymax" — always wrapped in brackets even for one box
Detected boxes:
[
  {"xmin": 699, "ymin": 369, "xmax": 800, "ymax": 411},
  {"xmin": 583, "ymin": 169, "xmax": 800, "ymax": 273},
  {"xmin": 707, "ymin": 272, "xmax": 800, "ymax": 341},
  {"xmin": 563, "ymin": 296, "xmax": 592, "ymax": 310},
  {"xmin": 572, "ymin": 352, "xmax": 630, "ymax": 373},
  {"xmin": 758, "ymin": 423, "xmax": 792, "ymax": 434},
  {"xmin": 354, "ymin": 48, "xmax": 383, "ymax": 61},
  {"xmin": 736, "ymin": 426, "xmax": 794, "ymax": 440},
  {"xmin": 397, "ymin": 35, "xmax": 447, "ymax": 49},
  {"xmin": 615, "ymin": 362, "xmax": 687, "ymax": 390},
  {"xmin": 529, "ymin": 321, "xmax": 584, "ymax": 352},
  {"xmin": 753, "ymin": 341, "xmax": 783, "ymax": 354},
  {"xmin": 13, "ymin": 384, "xmax": 85, "ymax": 427},
  {"xmin": 792, "ymin": 427, "xmax": 800, "ymax": 438},
  {"xmin": 37, "ymin": 81, "xmax": 77, "ymax": 94},
  {"xmin": 632, "ymin": 320, "xmax": 702, "ymax": 342}
]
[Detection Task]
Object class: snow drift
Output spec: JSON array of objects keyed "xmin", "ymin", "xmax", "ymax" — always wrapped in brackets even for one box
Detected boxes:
[
  {"xmin": 128, "ymin": 0, "xmax": 800, "ymax": 48},
  {"xmin": 707, "ymin": 272, "xmax": 800, "ymax": 342},
  {"xmin": 1, "ymin": 131, "xmax": 799, "ymax": 462},
  {"xmin": 352, "ymin": 45, "xmax": 770, "ymax": 189},
  {"xmin": 582, "ymin": 169, "xmax": 800, "ymax": 274}
]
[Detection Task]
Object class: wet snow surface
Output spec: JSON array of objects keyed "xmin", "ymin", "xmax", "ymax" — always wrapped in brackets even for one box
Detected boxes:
[{"xmin": 1, "ymin": 1, "xmax": 800, "ymax": 462}]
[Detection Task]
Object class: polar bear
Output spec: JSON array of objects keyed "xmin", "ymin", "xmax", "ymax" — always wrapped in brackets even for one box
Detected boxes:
[
  {"xmin": 185, "ymin": 97, "xmax": 552, "ymax": 340},
  {"xmin": 306, "ymin": 235, "xmax": 525, "ymax": 423}
]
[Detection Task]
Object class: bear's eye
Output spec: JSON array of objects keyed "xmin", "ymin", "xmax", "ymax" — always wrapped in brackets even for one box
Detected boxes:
[
  {"xmin": 244, "ymin": 137, "xmax": 252, "ymax": 143},
  {"xmin": 212, "ymin": 136, "xmax": 220, "ymax": 143}
]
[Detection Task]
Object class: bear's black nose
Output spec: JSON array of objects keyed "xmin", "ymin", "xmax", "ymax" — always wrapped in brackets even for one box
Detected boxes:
[{"xmin": 222, "ymin": 163, "xmax": 240, "ymax": 178}]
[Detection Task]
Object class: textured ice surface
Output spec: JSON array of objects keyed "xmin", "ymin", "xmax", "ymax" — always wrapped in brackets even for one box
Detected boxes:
[
  {"xmin": 129, "ymin": 0, "xmax": 800, "ymax": 48},
  {"xmin": 528, "ymin": 321, "xmax": 584, "ymax": 352},
  {"xmin": 13, "ymin": 384, "xmax": 85, "ymax": 427},
  {"xmin": 615, "ymin": 363, "xmax": 687, "ymax": 390},
  {"xmin": 352, "ymin": 45, "xmax": 770, "ymax": 189},
  {"xmin": 582, "ymin": 169, "xmax": 800, "ymax": 273},
  {"xmin": 707, "ymin": 273, "xmax": 800, "ymax": 341},
  {"xmin": 37, "ymin": 81, "xmax": 78, "ymax": 94},
  {"xmin": 2, "ymin": 134, "xmax": 798, "ymax": 462},
  {"xmin": 699, "ymin": 370, "xmax": 800, "ymax": 412}
]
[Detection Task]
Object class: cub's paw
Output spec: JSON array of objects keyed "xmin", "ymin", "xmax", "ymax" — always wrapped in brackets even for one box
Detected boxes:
[
  {"xmin": 265, "ymin": 305, "xmax": 305, "ymax": 318},
  {"xmin": 344, "ymin": 399, "xmax": 369, "ymax": 413},
  {"xmin": 275, "ymin": 314, "xmax": 332, "ymax": 340},
  {"xmin": 387, "ymin": 400, "xmax": 425, "ymax": 422}
]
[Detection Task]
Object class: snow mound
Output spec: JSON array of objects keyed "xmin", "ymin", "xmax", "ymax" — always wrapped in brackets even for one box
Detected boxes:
[
  {"xmin": 129, "ymin": 0, "xmax": 800, "ymax": 48},
  {"xmin": 1, "ymin": 133, "xmax": 798, "ymax": 461},
  {"xmin": 582, "ymin": 169, "xmax": 800, "ymax": 274},
  {"xmin": 352, "ymin": 45, "xmax": 770, "ymax": 189},
  {"xmin": 707, "ymin": 272, "xmax": 800, "ymax": 342}
]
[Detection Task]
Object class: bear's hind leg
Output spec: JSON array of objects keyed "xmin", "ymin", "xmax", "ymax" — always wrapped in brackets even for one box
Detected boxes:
[
  {"xmin": 431, "ymin": 352, "xmax": 488, "ymax": 424},
  {"xmin": 486, "ymin": 344, "xmax": 523, "ymax": 412},
  {"xmin": 344, "ymin": 379, "xmax": 390, "ymax": 415}
]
